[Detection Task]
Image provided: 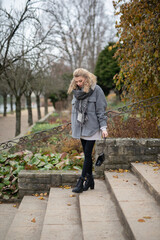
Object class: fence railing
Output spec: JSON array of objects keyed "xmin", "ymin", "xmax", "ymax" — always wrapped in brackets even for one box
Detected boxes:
[
  {"xmin": 105, "ymin": 95, "xmax": 160, "ymax": 118},
  {"xmin": 0, "ymin": 95, "xmax": 159, "ymax": 152}
]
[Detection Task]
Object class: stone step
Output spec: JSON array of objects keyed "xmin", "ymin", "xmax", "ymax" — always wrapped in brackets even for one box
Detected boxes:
[
  {"xmin": 79, "ymin": 179, "xmax": 126, "ymax": 240},
  {"xmin": 131, "ymin": 162, "xmax": 160, "ymax": 204},
  {"xmin": 0, "ymin": 203, "xmax": 18, "ymax": 240},
  {"xmin": 105, "ymin": 171, "xmax": 160, "ymax": 240},
  {"xmin": 40, "ymin": 187, "xmax": 83, "ymax": 240},
  {"xmin": 5, "ymin": 195, "xmax": 48, "ymax": 240}
]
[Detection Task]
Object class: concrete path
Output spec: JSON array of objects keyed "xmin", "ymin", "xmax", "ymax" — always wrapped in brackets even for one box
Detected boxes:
[
  {"xmin": 131, "ymin": 162, "xmax": 160, "ymax": 203},
  {"xmin": 79, "ymin": 179, "xmax": 126, "ymax": 240},
  {"xmin": 0, "ymin": 203, "xmax": 19, "ymax": 240},
  {"xmin": 5, "ymin": 196, "xmax": 48, "ymax": 240},
  {"xmin": 0, "ymin": 107, "xmax": 53, "ymax": 143},
  {"xmin": 40, "ymin": 188, "xmax": 83, "ymax": 240},
  {"xmin": 1, "ymin": 169, "xmax": 160, "ymax": 240},
  {"xmin": 105, "ymin": 170, "xmax": 160, "ymax": 240}
]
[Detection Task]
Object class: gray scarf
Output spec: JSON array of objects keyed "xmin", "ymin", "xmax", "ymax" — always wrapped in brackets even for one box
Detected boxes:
[{"xmin": 73, "ymin": 88, "xmax": 94, "ymax": 125}]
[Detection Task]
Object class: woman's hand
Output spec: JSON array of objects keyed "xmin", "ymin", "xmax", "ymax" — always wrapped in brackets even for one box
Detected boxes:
[{"xmin": 102, "ymin": 129, "xmax": 108, "ymax": 138}]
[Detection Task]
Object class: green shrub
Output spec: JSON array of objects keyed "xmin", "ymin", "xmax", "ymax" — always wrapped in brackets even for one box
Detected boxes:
[
  {"xmin": 0, "ymin": 150, "xmax": 83, "ymax": 200},
  {"xmin": 31, "ymin": 123, "xmax": 59, "ymax": 133}
]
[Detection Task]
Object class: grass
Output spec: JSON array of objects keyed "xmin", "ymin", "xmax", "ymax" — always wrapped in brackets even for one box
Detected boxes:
[{"xmin": 31, "ymin": 123, "xmax": 59, "ymax": 133}]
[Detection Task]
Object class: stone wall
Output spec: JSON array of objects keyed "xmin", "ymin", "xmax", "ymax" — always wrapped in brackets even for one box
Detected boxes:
[
  {"xmin": 18, "ymin": 138, "xmax": 160, "ymax": 198},
  {"xmin": 95, "ymin": 138, "xmax": 160, "ymax": 177},
  {"xmin": 18, "ymin": 170, "xmax": 80, "ymax": 198}
]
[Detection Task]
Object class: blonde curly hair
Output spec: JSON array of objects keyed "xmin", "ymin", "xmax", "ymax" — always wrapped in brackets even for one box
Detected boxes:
[{"xmin": 67, "ymin": 68, "xmax": 97, "ymax": 94}]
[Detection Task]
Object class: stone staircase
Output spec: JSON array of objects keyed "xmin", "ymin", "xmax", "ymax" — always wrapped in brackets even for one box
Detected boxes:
[{"xmin": 1, "ymin": 162, "xmax": 160, "ymax": 240}]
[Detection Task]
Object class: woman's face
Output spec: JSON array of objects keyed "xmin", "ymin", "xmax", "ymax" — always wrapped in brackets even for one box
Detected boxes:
[{"xmin": 75, "ymin": 76, "xmax": 85, "ymax": 88}]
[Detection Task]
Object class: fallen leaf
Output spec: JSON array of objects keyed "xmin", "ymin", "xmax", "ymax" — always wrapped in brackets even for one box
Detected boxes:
[
  {"xmin": 13, "ymin": 205, "xmax": 17, "ymax": 208},
  {"xmin": 67, "ymin": 203, "xmax": 71, "ymax": 206},
  {"xmin": 38, "ymin": 197, "xmax": 44, "ymax": 200},
  {"xmin": 138, "ymin": 219, "xmax": 145, "ymax": 222},
  {"xmin": 31, "ymin": 218, "xmax": 36, "ymax": 223},
  {"xmin": 143, "ymin": 216, "xmax": 151, "ymax": 219},
  {"xmin": 113, "ymin": 175, "xmax": 118, "ymax": 178},
  {"xmin": 118, "ymin": 169, "xmax": 124, "ymax": 173},
  {"xmin": 69, "ymin": 194, "xmax": 75, "ymax": 197},
  {"xmin": 64, "ymin": 185, "xmax": 71, "ymax": 189},
  {"xmin": 133, "ymin": 183, "xmax": 137, "ymax": 185}
]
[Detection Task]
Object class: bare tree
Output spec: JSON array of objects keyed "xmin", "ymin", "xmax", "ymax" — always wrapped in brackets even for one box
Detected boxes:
[
  {"xmin": 24, "ymin": 74, "xmax": 34, "ymax": 127},
  {"xmin": 0, "ymin": 0, "xmax": 54, "ymax": 136},
  {"xmin": 45, "ymin": 0, "xmax": 110, "ymax": 72},
  {"xmin": 0, "ymin": 1, "xmax": 53, "ymax": 75},
  {"xmin": 0, "ymin": 74, "xmax": 10, "ymax": 116},
  {"xmin": 4, "ymin": 60, "xmax": 32, "ymax": 135},
  {"xmin": 24, "ymin": 51, "xmax": 46, "ymax": 126},
  {"xmin": 32, "ymin": 69, "xmax": 45, "ymax": 120}
]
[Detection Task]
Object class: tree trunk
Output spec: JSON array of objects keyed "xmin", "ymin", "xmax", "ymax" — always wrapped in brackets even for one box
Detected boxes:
[
  {"xmin": 3, "ymin": 93, "xmax": 7, "ymax": 116},
  {"xmin": 36, "ymin": 94, "xmax": 41, "ymax": 120},
  {"xmin": 10, "ymin": 94, "xmax": 14, "ymax": 114},
  {"xmin": 44, "ymin": 94, "xmax": 48, "ymax": 115},
  {"xmin": 26, "ymin": 94, "xmax": 33, "ymax": 126},
  {"xmin": 15, "ymin": 96, "xmax": 21, "ymax": 136}
]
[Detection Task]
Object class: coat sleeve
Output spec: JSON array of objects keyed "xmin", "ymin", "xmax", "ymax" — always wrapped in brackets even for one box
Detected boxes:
[{"xmin": 95, "ymin": 86, "xmax": 107, "ymax": 128}]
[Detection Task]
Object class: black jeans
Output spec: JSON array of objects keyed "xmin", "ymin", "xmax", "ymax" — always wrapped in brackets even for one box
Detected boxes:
[{"xmin": 81, "ymin": 139, "xmax": 95, "ymax": 177}]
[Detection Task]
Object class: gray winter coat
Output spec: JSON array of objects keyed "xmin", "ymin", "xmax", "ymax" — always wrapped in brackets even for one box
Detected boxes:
[{"xmin": 71, "ymin": 85, "xmax": 107, "ymax": 139}]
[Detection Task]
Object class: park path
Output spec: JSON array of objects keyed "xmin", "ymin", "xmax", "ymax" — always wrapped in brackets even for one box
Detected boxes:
[{"xmin": 0, "ymin": 106, "xmax": 53, "ymax": 143}]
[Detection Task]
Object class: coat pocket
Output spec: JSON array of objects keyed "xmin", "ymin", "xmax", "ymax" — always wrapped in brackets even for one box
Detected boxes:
[{"xmin": 87, "ymin": 96, "xmax": 96, "ymax": 112}]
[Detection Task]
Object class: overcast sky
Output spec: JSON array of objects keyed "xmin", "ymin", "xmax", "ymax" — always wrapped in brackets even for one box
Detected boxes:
[
  {"xmin": 2, "ymin": 0, "xmax": 25, "ymax": 10},
  {"xmin": 2, "ymin": 0, "xmax": 115, "ymax": 15}
]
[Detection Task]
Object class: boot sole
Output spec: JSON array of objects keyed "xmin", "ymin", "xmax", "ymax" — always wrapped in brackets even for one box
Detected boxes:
[{"xmin": 72, "ymin": 189, "xmax": 83, "ymax": 193}]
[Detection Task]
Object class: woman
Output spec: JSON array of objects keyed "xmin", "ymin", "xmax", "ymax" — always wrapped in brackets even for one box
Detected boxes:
[{"xmin": 68, "ymin": 68, "xmax": 108, "ymax": 193}]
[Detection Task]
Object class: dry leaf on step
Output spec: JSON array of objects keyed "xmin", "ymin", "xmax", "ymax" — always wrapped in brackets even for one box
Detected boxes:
[
  {"xmin": 113, "ymin": 175, "xmax": 118, "ymax": 178},
  {"xmin": 38, "ymin": 197, "xmax": 44, "ymax": 200},
  {"xmin": 31, "ymin": 218, "xmax": 36, "ymax": 223},
  {"xmin": 69, "ymin": 195, "xmax": 75, "ymax": 197},
  {"xmin": 143, "ymin": 216, "xmax": 151, "ymax": 219},
  {"xmin": 138, "ymin": 219, "xmax": 145, "ymax": 222},
  {"xmin": 64, "ymin": 186, "xmax": 71, "ymax": 189}
]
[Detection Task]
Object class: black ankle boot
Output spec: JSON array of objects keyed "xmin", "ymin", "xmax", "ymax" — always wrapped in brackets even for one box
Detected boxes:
[
  {"xmin": 83, "ymin": 173, "xmax": 94, "ymax": 191},
  {"xmin": 72, "ymin": 176, "xmax": 84, "ymax": 193}
]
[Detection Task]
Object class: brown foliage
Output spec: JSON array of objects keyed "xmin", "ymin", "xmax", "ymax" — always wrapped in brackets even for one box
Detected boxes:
[
  {"xmin": 113, "ymin": 0, "xmax": 160, "ymax": 116},
  {"xmin": 108, "ymin": 116, "xmax": 160, "ymax": 138},
  {"xmin": 55, "ymin": 138, "xmax": 83, "ymax": 153}
]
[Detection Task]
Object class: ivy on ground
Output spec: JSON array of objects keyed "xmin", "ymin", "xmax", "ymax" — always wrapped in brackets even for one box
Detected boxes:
[{"xmin": 0, "ymin": 150, "xmax": 83, "ymax": 200}]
